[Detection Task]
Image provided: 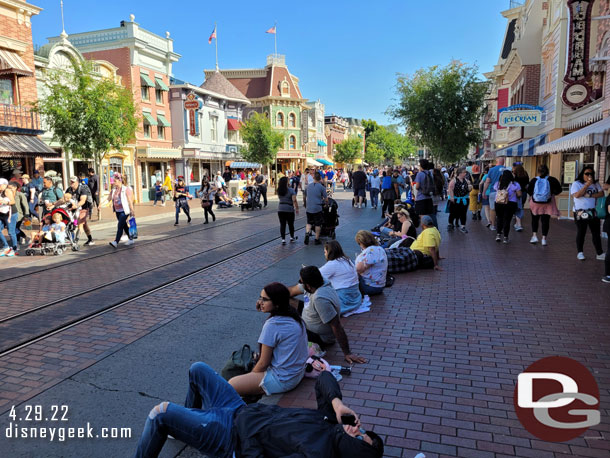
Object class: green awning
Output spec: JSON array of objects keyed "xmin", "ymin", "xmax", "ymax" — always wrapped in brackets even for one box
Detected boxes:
[
  {"xmin": 157, "ymin": 113, "xmax": 171, "ymax": 127},
  {"xmin": 140, "ymin": 73, "xmax": 155, "ymax": 87},
  {"xmin": 155, "ymin": 76, "xmax": 169, "ymax": 91},
  {"xmin": 142, "ymin": 112, "xmax": 158, "ymax": 126},
  {"xmin": 317, "ymin": 158, "xmax": 333, "ymax": 166}
]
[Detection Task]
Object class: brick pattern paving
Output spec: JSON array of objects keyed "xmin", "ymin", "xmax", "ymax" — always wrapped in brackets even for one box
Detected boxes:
[{"xmin": 279, "ymin": 213, "xmax": 610, "ymax": 457}]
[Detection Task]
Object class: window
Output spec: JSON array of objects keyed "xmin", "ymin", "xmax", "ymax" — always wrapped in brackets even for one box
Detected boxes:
[
  {"xmin": 210, "ymin": 115, "xmax": 218, "ymax": 142},
  {"xmin": 156, "ymin": 89, "xmax": 163, "ymax": 104},
  {"xmin": 0, "ymin": 79, "xmax": 14, "ymax": 105},
  {"xmin": 143, "ymin": 123, "xmax": 151, "ymax": 138},
  {"xmin": 542, "ymin": 42, "xmax": 555, "ymax": 99},
  {"xmin": 288, "ymin": 113, "xmax": 296, "ymax": 128},
  {"xmin": 109, "ymin": 157, "xmax": 123, "ymax": 178},
  {"xmin": 141, "ymin": 86, "xmax": 149, "ymax": 101},
  {"xmin": 289, "ymin": 135, "xmax": 296, "ymax": 149},
  {"xmin": 277, "ymin": 112, "xmax": 284, "ymax": 127},
  {"xmin": 158, "ymin": 125, "xmax": 165, "ymax": 140},
  {"xmin": 281, "ymin": 80, "xmax": 290, "ymax": 96}
]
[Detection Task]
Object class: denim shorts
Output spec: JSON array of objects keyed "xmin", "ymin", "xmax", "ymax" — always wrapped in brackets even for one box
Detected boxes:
[
  {"xmin": 489, "ymin": 192, "xmax": 497, "ymax": 210},
  {"xmin": 259, "ymin": 368, "xmax": 304, "ymax": 395}
]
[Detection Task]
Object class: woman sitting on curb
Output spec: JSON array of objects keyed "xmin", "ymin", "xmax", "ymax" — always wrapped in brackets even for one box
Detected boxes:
[
  {"xmin": 229, "ymin": 282, "xmax": 308, "ymax": 397},
  {"xmin": 320, "ymin": 241, "xmax": 363, "ymax": 315},
  {"xmin": 355, "ymin": 230, "xmax": 388, "ymax": 296}
]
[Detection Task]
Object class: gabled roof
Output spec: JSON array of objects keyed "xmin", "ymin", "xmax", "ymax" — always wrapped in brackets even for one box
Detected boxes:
[
  {"xmin": 224, "ymin": 75, "xmax": 269, "ymax": 99},
  {"xmin": 200, "ymin": 71, "xmax": 250, "ymax": 103}
]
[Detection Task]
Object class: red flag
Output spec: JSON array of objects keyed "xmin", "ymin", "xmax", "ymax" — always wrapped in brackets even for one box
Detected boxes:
[
  {"xmin": 266, "ymin": 26, "xmax": 276, "ymax": 34},
  {"xmin": 208, "ymin": 25, "xmax": 217, "ymax": 44}
]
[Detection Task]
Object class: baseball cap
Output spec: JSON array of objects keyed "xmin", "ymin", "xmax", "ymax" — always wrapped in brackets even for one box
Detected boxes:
[
  {"xmin": 421, "ymin": 215, "xmax": 434, "ymax": 226},
  {"xmin": 70, "ymin": 176, "xmax": 79, "ymax": 183},
  {"xmin": 33, "ymin": 170, "xmax": 40, "ymax": 175},
  {"xmin": 0, "ymin": 178, "xmax": 8, "ymax": 185}
]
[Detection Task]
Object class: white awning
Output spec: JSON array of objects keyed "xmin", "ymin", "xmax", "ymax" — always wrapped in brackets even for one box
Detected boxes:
[
  {"xmin": 307, "ymin": 158, "xmax": 323, "ymax": 167},
  {"xmin": 0, "ymin": 49, "xmax": 33, "ymax": 76},
  {"xmin": 536, "ymin": 116, "xmax": 610, "ymax": 154}
]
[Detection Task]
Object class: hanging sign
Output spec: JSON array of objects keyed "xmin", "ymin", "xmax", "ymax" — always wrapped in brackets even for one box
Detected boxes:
[
  {"xmin": 184, "ymin": 92, "xmax": 200, "ymax": 136},
  {"xmin": 498, "ymin": 104, "xmax": 543, "ymax": 127},
  {"xmin": 562, "ymin": 0, "xmax": 593, "ymax": 108}
]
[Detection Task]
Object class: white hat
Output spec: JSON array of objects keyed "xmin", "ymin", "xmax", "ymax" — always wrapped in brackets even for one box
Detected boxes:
[{"xmin": 0, "ymin": 178, "xmax": 8, "ymax": 185}]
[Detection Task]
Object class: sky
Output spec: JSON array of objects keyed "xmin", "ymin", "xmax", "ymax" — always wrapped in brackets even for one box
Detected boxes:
[{"xmin": 31, "ymin": 0, "xmax": 510, "ymax": 125}]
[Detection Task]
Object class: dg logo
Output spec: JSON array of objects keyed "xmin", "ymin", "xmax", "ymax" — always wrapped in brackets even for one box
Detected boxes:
[{"xmin": 514, "ymin": 356, "xmax": 601, "ymax": 442}]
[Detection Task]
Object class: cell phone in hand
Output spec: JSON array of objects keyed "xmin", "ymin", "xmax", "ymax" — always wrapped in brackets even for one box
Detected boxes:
[{"xmin": 341, "ymin": 414, "xmax": 356, "ymax": 426}]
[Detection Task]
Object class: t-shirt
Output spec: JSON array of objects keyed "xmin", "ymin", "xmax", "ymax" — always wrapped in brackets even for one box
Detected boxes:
[
  {"xmin": 570, "ymin": 181, "xmax": 603, "ymax": 211},
  {"xmin": 31, "ymin": 177, "xmax": 44, "ymax": 192},
  {"xmin": 356, "ymin": 246, "xmax": 388, "ymax": 288},
  {"xmin": 326, "ymin": 170, "xmax": 334, "ymax": 181},
  {"xmin": 486, "ymin": 165, "xmax": 506, "ymax": 195},
  {"xmin": 305, "ymin": 182, "xmax": 326, "ymax": 213},
  {"xmin": 494, "ymin": 181, "xmax": 521, "ymax": 203},
  {"xmin": 87, "ymin": 174, "xmax": 98, "ymax": 194},
  {"xmin": 301, "ymin": 282, "xmax": 341, "ymax": 343},
  {"xmin": 41, "ymin": 186, "xmax": 63, "ymax": 204},
  {"xmin": 414, "ymin": 171, "xmax": 433, "ymax": 201},
  {"xmin": 51, "ymin": 222, "xmax": 66, "ymax": 243},
  {"xmin": 278, "ymin": 188, "xmax": 296, "ymax": 212},
  {"xmin": 71, "ymin": 184, "xmax": 92, "ymax": 209},
  {"xmin": 369, "ymin": 175, "xmax": 381, "ymax": 190},
  {"xmin": 258, "ymin": 316, "xmax": 308, "ymax": 383},
  {"xmin": 155, "ymin": 184, "xmax": 163, "ymax": 195},
  {"xmin": 255, "ymin": 174, "xmax": 266, "ymax": 185},
  {"xmin": 410, "ymin": 227, "xmax": 441, "ymax": 257},
  {"xmin": 351, "ymin": 171, "xmax": 367, "ymax": 189},
  {"xmin": 319, "ymin": 258, "xmax": 358, "ymax": 290},
  {"xmin": 223, "ymin": 171, "xmax": 232, "ymax": 183}
]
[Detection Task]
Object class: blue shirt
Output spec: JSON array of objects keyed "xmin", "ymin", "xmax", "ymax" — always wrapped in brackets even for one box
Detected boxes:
[
  {"xmin": 31, "ymin": 177, "xmax": 43, "ymax": 192},
  {"xmin": 155, "ymin": 184, "xmax": 163, "ymax": 195},
  {"xmin": 414, "ymin": 171, "xmax": 432, "ymax": 201},
  {"xmin": 486, "ymin": 165, "xmax": 506, "ymax": 196},
  {"xmin": 258, "ymin": 316, "xmax": 308, "ymax": 382},
  {"xmin": 326, "ymin": 171, "xmax": 334, "ymax": 181}
]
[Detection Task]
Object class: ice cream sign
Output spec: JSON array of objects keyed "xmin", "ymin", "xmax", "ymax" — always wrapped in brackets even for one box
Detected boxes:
[{"xmin": 498, "ymin": 105, "xmax": 543, "ymax": 127}]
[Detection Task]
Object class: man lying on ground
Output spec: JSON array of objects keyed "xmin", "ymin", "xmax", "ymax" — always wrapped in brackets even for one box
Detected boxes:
[{"xmin": 134, "ymin": 362, "xmax": 384, "ymax": 458}]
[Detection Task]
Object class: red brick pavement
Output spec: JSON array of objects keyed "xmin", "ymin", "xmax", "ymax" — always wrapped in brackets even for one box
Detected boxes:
[{"xmin": 279, "ymin": 214, "xmax": 610, "ymax": 458}]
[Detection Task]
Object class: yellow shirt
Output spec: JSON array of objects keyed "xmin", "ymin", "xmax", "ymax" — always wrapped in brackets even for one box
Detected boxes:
[
  {"xmin": 410, "ymin": 227, "xmax": 441, "ymax": 257},
  {"xmin": 163, "ymin": 175, "xmax": 173, "ymax": 191}
]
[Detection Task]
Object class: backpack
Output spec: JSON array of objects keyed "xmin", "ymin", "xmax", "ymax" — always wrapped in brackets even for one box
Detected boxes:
[
  {"xmin": 381, "ymin": 175, "xmax": 393, "ymax": 190},
  {"xmin": 220, "ymin": 344, "xmax": 255, "ymax": 380},
  {"xmin": 495, "ymin": 189, "xmax": 509, "ymax": 205},
  {"xmin": 79, "ymin": 184, "xmax": 93, "ymax": 205},
  {"xmin": 532, "ymin": 176, "xmax": 551, "ymax": 203},
  {"xmin": 420, "ymin": 171, "xmax": 435, "ymax": 197}
]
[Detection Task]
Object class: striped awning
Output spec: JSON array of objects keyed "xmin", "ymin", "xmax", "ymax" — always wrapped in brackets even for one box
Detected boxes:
[
  {"xmin": 536, "ymin": 116, "xmax": 610, "ymax": 154},
  {"xmin": 0, "ymin": 134, "xmax": 58, "ymax": 158},
  {"xmin": 495, "ymin": 134, "xmax": 547, "ymax": 157},
  {"xmin": 230, "ymin": 161, "xmax": 261, "ymax": 169},
  {"xmin": 307, "ymin": 158, "xmax": 323, "ymax": 167},
  {"xmin": 0, "ymin": 49, "xmax": 33, "ymax": 76},
  {"xmin": 317, "ymin": 158, "xmax": 333, "ymax": 166},
  {"xmin": 317, "ymin": 140, "xmax": 327, "ymax": 147}
]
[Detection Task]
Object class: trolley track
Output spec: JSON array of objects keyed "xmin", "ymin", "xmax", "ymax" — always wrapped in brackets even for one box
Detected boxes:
[{"xmin": 0, "ymin": 216, "xmax": 308, "ymax": 357}]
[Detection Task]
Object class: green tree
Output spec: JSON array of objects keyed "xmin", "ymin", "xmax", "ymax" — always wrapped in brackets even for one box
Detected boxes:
[
  {"xmin": 334, "ymin": 136, "xmax": 362, "ymax": 164},
  {"xmin": 240, "ymin": 112, "xmax": 285, "ymax": 177},
  {"xmin": 389, "ymin": 61, "xmax": 487, "ymax": 163},
  {"xmin": 35, "ymin": 61, "xmax": 138, "ymax": 218},
  {"xmin": 361, "ymin": 119, "xmax": 381, "ymax": 139},
  {"xmin": 364, "ymin": 125, "xmax": 416, "ymax": 165}
]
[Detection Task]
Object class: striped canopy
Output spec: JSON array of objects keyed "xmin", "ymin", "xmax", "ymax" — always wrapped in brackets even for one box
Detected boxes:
[
  {"xmin": 536, "ymin": 116, "xmax": 610, "ymax": 154},
  {"xmin": 495, "ymin": 134, "xmax": 547, "ymax": 157}
]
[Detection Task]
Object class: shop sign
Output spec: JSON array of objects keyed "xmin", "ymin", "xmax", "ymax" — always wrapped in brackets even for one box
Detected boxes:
[
  {"xmin": 277, "ymin": 151, "xmax": 306, "ymax": 159},
  {"xmin": 563, "ymin": 1, "xmax": 593, "ymax": 108},
  {"xmin": 498, "ymin": 105, "xmax": 543, "ymax": 127},
  {"xmin": 301, "ymin": 109, "xmax": 309, "ymax": 144},
  {"xmin": 564, "ymin": 160, "xmax": 578, "ymax": 184},
  {"xmin": 184, "ymin": 92, "xmax": 200, "ymax": 136}
]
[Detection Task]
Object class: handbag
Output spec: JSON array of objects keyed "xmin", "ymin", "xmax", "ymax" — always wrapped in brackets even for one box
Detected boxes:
[
  {"xmin": 128, "ymin": 217, "xmax": 138, "ymax": 239},
  {"xmin": 221, "ymin": 344, "xmax": 255, "ymax": 380},
  {"xmin": 595, "ymin": 197, "xmax": 607, "ymax": 219},
  {"xmin": 201, "ymin": 200, "xmax": 210, "ymax": 208},
  {"xmin": 444, "ymin": 200, "xmax": 451, "ymax": 213}
]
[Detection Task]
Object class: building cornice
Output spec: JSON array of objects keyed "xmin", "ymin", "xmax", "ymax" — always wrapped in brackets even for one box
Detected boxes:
[
  {"xmin": 0, "ymin": 35, "xmax": 27, "ymax": 53},
  {"xmin": 170, "ymin": 83, "xmax": 250, "ymax": 105},
  {"xmin": 0, "ymin": 0, "xmax": 42, "ymax": 16}
]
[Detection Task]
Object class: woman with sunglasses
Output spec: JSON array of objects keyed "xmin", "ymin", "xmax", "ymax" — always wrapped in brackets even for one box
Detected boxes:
[
  {"xmin": 570, "ymin": 167, "xmax": 605, "ymax": 261},
  {"xmin": 228, "ymin": 282, "xmax": 308, "ymax": 397}
]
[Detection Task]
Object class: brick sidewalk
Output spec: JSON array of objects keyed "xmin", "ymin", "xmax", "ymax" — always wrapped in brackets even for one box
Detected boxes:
[{"xmin": 279, "ymin": 213, "xmax": 610, "ymax": 458}]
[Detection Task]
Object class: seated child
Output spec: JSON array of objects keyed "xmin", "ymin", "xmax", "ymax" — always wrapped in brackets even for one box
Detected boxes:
[
  {"xmin": 32, "ymin": 214, "xmax": 52, "ymax": 244},
  {"xmin": 48, "ymin": 212, "xmax": 67, "ymax": 243}
]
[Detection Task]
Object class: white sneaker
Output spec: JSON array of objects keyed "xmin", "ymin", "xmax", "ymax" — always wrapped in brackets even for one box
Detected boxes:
[
  {"xmin": 126, "ymin": 239, "xmax": 134, "ymax": 246},
  {"xmin": 109, "ymin": 241, "xmax": 118, "ymax": 248},
  {"xmin": 597, "ymin": 253, "xmax": 606, "ymax": 261},
  {"xmin": 120, "ymin": 234, "xmax": 129, "ymax": 242},
  {"xmin": 530, "ymin": 235, "xmax": 538, "ymax": 244},
  {"xmin": 541, "ymin": 238, "xmax": 547, "ymax": 246},
  {"xmin": 490, "ymin": 225, "xmax": 496, "ymax": 231},
  {"xmin": 577, "ymin": 252, "xmax": 586, "ymax": 261}
]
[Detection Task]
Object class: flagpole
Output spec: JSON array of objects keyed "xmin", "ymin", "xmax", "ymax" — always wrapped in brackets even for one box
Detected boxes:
[
  {"xmin": 215, "ymin": 22, "xmax": 219, "ymax": 70},
  {"xmin": 274, "ymin": 21, "xmax": 277, "ymax": 57}
]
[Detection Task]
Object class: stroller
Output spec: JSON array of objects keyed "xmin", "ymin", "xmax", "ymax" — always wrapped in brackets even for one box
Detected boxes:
[
  {"xmin": 320, "ymin": 197, "xmax": 339, "ymax": 240},
  {"xmin": 240, "ymin": 185, "xmax": 263, "ymax": 211},
  {"xmin": 25, "ymin": 207, "xmax": 80, "ymax": 256}
]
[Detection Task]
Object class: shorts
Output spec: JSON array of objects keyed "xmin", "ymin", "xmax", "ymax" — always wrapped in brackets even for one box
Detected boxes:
[
  {"xmin": 77, "ymin": 209, "xmax": 89, "ymax": 225},
  {"xmin": 353, "ymin": 188, "xmax": 365, "ymax": 198},
  {"xmin": 306, "ymin": 211, "xmax": 324, "ymax": 227},
  {"xmin": 259, "ymin": 368, "xmax": 304, "ymax": 395},
  {"xmin": 489, "ymin": 192, "xmax": 497, "ymax": 210}
]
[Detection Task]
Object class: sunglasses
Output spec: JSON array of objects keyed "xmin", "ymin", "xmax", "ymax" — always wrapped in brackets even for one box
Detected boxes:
[
  {"xmin": 258, "ymin": 296, "xmax": 272, "ymax": 302},
  {"xmin": 584, "ymin": 172, "xmax": 593, "ymax": 176}
]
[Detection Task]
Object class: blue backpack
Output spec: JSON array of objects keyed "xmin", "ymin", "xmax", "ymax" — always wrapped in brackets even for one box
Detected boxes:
[
  {"xmin": 381, "ymin": 176, "xmax": 393, "ymax": 190},
  {"xmin": 533, "ymin": 176, "xmax": 551, "ymax": 203}
]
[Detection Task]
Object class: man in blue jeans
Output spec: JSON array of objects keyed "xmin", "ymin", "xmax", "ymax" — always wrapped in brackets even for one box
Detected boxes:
[{"xmin": 134, "ymin": 362, "xmax": 383, "ymax": 458}]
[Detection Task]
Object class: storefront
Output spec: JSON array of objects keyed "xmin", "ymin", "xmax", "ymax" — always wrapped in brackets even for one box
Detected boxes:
[
  {"xmin": 180, "ymin": 150, "xmax": 226, "ymax": 194},
  {"xmin": 99, "ymin": 148, "xmax": 136, "ymax": 204},
  {"xmin": 136, "ymin": 148, "xmax": 181, "ymax": 202},
  {"xmin": 276, "ymin": 151, "xmax": 309, "ymax": 174},
  {"xmin": 0, "ymin": 133, "xmax": 59, "ymax": 180}
]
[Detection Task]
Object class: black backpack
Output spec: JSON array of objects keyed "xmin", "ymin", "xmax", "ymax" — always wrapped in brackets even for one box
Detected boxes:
[{"xmin": 420, "ymin": 171, "xmax": 435, "ymax": 197}]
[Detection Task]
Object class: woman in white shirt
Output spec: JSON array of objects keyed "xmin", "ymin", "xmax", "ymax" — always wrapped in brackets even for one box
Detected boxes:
[
  {"xmin": 570, "ymin": 167, "xmax": 605, "ymax": 261},
  {"xmin": 319, "ymin": 241, "xmax": 362, "ymax": 315},
  {"xmin": 355, "ymin": 230, "xmax": 388, "ymax": 296}
]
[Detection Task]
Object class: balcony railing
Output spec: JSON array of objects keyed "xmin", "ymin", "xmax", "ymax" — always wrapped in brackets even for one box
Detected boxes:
[{"xmin": 0, "ymin": 103, "xmax": 41, "ymax": 133}]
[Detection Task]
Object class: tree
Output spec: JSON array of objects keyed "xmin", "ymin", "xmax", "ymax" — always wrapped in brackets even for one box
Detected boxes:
[
  {"xmin": 239, "ymin": 112, "xmax": 285, "ymax": 171},
  {"xmin": 334, "ymin": 136, "xmax": 362, "ymax": 164},
  {"xmin": 364, "ymin": 125, "xmax": 416, "ymax": 166},
  {"xmin": 35, "ymin": 61, "xmax": 138, "ymax": 219},
  {"xmin": 389, "ymin": 61, "xmax": 488, "ymax": 164}
]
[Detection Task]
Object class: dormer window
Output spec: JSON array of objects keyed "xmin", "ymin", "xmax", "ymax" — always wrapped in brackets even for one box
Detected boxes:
[{"xmin": 280, "ymin": 78, "xmax": 290, "ymax": 96}]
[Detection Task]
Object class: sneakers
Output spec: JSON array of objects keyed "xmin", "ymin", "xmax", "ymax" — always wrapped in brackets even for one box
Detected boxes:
[
  {"xmin": 577, "ymin": 252, "xmax": 586, "ymax": 261},
  {"xmin": 3, "ymin": 248, "xmax": 15, "ymax": 257},
  {"xmin": 174, "ymin": 222, "xmax": 179, "ymax": 226},
  {"xmin": 0, "ymin": 247, "xmax": 9, "ymax": 257},
  {"xmin": 541, "ymin": 238, "xmax": 547, "ymax": 246},
  {"xmin": 281, "ymin": 239, "xmax": 286, "ymax": 245},
  {"xmin": 490, "ymin": 225, "xmax": 497, "ymax": 231},
  {"xmin": 459, "ymin": 226, "xmax": 468, "ymax": 234},
  {"xmin": 503, "ymin": 236, "xmax": 509, "ymax": 244},
  {"xmin": 126, "ymin": 239, "xmax": 134, "ymax": 246},
  {"xmin": 447, "ymin": 224, "xmax": 454, "ymax": 232},
  {"xmin": 290, "ymin": 236, "xmax": 298, "ymax": 243},
  {"xmin": 304, "ymin": 232, "xmax": 310, "ymax": 245},
  {"xmin": 495, "ymin": 234, "xmax": 502, "ymax": 242},
  {"xmin": 203, "ymin": 221, "xmax": 209, "ymax": 224},
  {"xmin": 187, "ymin": 218, "xmax": 192, "ymax": 223},
  {"xmin": 602, "ymin": 276, "xmax": 610, "ymax": 283},
  {"xmin": 530, "ymin": 235, "xmax": 539, "ymax": 244},
  {"xmin": 120, "ymin": 234, "xmax": 129, "ymax": 242},
  {"xmin": 515, "ymin": 226, "xmax": 524, "ymax": 232},
  {"xmin": 109, "ymin": 241, "xmax": 118, "ymax": 248},
  {"xmin": 486, "ymin": 223, "xmax": 491, "ymax": 228},
  {"xmin": 84, "ymin": 239, "xmax": 95, "ymax": 246},
  {"xmin": 314, "ymin": 239, "xmax": 322, "ymax": 245},
  {"xmin": 597, "ymin": 253, "xmax": 606, "ymax": 261}
]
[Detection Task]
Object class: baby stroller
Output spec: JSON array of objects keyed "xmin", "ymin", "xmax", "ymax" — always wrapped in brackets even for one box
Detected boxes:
[
  {"xmin": 320, "ymin": 197, "xmax": 339, "ymax": 240},
  {"xmin": 25, "ymin": 207, "xmax": 80, "ymax": 256},
  {"xmin": 240, "ymin": 185, "xmax": 263, "ymax": 211}
]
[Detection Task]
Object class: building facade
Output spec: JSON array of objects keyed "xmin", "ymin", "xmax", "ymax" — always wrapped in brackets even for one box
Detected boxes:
[
  {"xmin": 304, "ymin": 100, "xmax": 326, "ymax": 166},
  {"xmin": 0, "ymin": 0, "xmax": 56, "ymax": 180},
  {"xmin": 324, "ymin": 115, "xmax": 348, "ymax": 162},
  {"xmin": 54, "ymin": 14, "xmax": 181, "ymax": 202}
]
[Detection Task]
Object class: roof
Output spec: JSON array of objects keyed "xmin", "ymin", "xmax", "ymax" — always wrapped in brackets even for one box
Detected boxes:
[
  {"xmin": 200, "ymin": 71, "xmax": 250, "ymax": 103},
  {"xmin": 227, "ymin": 76, "xmax": 269, "ymax": 99},
  {"xmin": 0, "ymin": 134, "xmax": 58, "ymax": 158},
  {"xmin": 218, "ymin": 63, "xmax": 303, "ymax": 100}
]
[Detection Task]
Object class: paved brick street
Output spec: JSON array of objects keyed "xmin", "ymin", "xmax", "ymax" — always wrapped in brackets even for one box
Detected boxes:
[{"xmin": 0, "ymin": 191, "xmax": 608, "ymax": 457}]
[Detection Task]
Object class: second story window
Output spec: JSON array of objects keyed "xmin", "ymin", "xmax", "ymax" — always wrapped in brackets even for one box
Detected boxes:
[
  {"xmin": 210, "ymin": 115, "xmax": 218, "ymax": 142},
  {"xmin": 157, "ymin": 125, "xmax": 165, "ymax": 140},
  {"xmin": 0, "ymin": 79, "xmax": 14, "ymax": 105},
  {"xmin": 141, "ymin": 86, "xmax": 149, "ymax": 101},
  {"xmin": 143, "ymin": 123, "xmax": 151, "ymax": 138},
  {"xmin": 156, "ymin": 89, "xmax": 163, "ymax": 104},
  {"xmin": 289, "ymin": 113, "xmax": 296, "ymax": 128},
  {"xmin": 289, "ymin": 135, "xmax": 296, "ymax": 149},
  {"xmin": 277, "ymin": 112, "xmax": 284, "ymax": 127}
]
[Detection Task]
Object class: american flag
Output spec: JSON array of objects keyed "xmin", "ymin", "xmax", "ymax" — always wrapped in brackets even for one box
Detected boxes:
[
  {"xmin": 266, "ymin": 26, "xmax": 276, "ymax": 34},
  {"xmin": 208, "ymin": 25, "xmax": 217, "ymax": 44}
]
